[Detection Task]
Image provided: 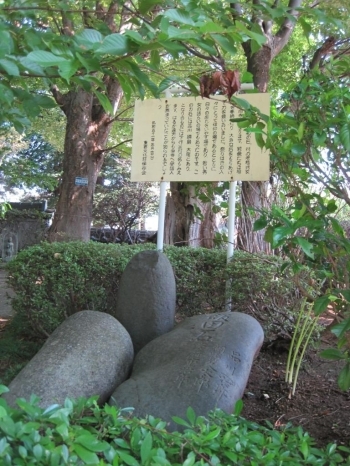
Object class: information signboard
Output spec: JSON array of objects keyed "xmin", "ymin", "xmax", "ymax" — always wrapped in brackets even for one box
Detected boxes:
[{"xmin": 131, "ymin": 94, "xmax": 269, "ymax": 182}]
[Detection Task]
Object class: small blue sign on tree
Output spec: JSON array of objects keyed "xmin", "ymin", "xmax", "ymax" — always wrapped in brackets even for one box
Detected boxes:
[{"xmin": 75, "ymin": 177, "xmax": 88, "ymax": 186}]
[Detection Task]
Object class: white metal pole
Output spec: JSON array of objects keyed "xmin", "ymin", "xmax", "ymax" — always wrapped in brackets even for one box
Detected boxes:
[
  {"xmin": 157, "ymin": 181, "xmax": 167, "ymax": 251},
  {"xmin": 226, "ymin": 180, "xmax": 237, "ymax": 311},
  {"xmin": 227, "ymin": 180, "xmax": 237, "ymax": 262}
]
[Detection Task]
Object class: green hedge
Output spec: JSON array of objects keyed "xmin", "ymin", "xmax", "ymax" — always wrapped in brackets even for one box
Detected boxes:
[
  {"xmin": 6, "ymin": 241, "xmax": 309, "ymax": 339},
  {"xmin": 0, "ymin": 385, "xmax": 348, "ymax": 465}
]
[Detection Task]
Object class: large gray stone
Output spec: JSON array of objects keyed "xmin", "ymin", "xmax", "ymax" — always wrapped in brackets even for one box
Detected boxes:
[
  {"xmin": 3, "ymin": 311, "xmax": 134, "ymax": 407},
  {"xmin": 115, "ymin": 250, "xmax": 176, "ymax": 354},
  {"xmin": 110, "ymin": 312, "xmax": 263, "ymax": 430}
]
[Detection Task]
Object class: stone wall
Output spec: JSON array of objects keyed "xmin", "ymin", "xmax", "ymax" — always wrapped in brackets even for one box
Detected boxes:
[{"xmin": 0, "ymin": 209, "xmax": 52, "ymax": 260}]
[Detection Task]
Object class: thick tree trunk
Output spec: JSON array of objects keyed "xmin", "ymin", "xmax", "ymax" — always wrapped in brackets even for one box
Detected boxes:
[
  {"xmin": 238, "ymin": 181, "xmax": 271, "ymax": 253},
  {"xmin": 238, "ymin": 42, "xmax": 274, "ymax": 253},
  {"xmin": 48, "ymin": 84, "xmax": 123, "ymax": 242},
  {"xmin": 164, "ymin": 182, "xmax": 216, "ymax": 248},
  {"xmin": 236, "ymin": 0, "xmax": 301, "ymax": 253}
]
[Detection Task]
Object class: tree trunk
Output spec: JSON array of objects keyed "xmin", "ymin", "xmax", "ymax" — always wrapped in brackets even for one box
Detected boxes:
[
  {"xmin": 164, "ymin": 182, "xmax": 216, "ymax": 248},
  {"xmin": 48, "ymin": 84, "xmax": 123, "ymax": 242},
  {"xmin": 237, "ymin": 181, "xmax": 272, "ymax": 253},
  {"xmin": 238, "ymin": 42, "xmax": 274, "ymax": 252},
  {"xmin": 236, "ymin": 0, "xmax": 302, "ymax": 253}
]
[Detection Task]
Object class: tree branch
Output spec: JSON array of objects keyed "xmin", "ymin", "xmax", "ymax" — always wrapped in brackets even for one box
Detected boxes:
[
  {"xmin": 61, "ymin": 11, "xmax": 74, "ymax": 36},
  {"xmin": 273, "ymin": 0, "xmax": 303, "ymax": 57},
  {"xmin": 230, "ymin": 2, "xmax": 243, "ymax": 18},
  {"xmin": 94, "ymin": 139, "xmax": 133, "ymax": 155},
  {"xmin": 180, "ymin": 43, "xmax": 225, "ymax": 68},
  {"xmin": 50, "ymin": 85, "xmax": 70, "ymax": 115},
  {"xmin": 309, "ymin": 36, "xmax": 336, "ymax": 70}
]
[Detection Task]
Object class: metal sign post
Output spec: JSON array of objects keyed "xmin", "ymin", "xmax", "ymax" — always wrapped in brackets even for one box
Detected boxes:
[
  {"xmin": 155, "ymin": 84, "xmax": 256, "ymax": 252},
  {"xmin": 131, "ymin": 85, "xmax": 269, "ymax": 305}
]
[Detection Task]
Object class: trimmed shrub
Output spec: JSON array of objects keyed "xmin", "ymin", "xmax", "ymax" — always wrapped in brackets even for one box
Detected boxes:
[
  {"xmin": 7, "ymin": 242, "xmax": 308, "ymax": 338},
  {"xmin": 0, "ymin": 385, "xmax": 348, "ymax": 465}
]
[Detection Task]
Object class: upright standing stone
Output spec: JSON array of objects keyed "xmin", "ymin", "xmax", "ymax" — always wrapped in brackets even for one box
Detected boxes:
[
  {"xmin": 3, "ymin": 311, "xmax": 134, "ymax": 408},
  {"xmin": 115, "ymin": 250, "xmax": 176, "ymax": 354},
  {"xmin": 110, "ymin": 312, "xmax": 264, "ymax": 430}
]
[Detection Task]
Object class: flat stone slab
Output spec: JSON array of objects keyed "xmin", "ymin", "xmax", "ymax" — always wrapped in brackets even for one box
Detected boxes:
[
  {"xmin": 110, "ymin": 312, "xmax": 264, "ymax": 430},
  {"xmin": 115, "ymin": 250, "xmax": 176, "ymax": 354},
  {"xmin": 3, "ymin": 311, "xmax": 134, "ymax": 408}
]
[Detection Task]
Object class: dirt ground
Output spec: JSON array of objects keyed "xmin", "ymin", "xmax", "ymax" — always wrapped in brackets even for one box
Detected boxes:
[{"xmin": 242, "ymin": 328, "xmax": 350, "ymax": 448}]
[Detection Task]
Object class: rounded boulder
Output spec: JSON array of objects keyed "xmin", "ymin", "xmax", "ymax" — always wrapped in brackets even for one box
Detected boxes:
[
  {"xmin": 3, "ymin": 311, "xmax": 134, "ymax": 407},
  {"xmin": 115, "ymin": 250, "xmax": 176, "ymax": 354},
  {"xmin": 110, "ymin": 312, "xmax": 264, "ymax": 430}
]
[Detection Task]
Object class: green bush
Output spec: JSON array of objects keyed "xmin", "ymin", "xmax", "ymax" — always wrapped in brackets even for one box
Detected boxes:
[
  {"xmin": 0, "ymin": 385, "xmax": 348, "ymax": 465},
  {"xmin": 6, "ymin": 242, "xmax": 310, "ymax": 339}
]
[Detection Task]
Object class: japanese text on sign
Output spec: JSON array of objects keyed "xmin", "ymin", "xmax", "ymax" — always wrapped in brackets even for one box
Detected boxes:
[{"xmin": 131, "ymin": 94, "xmax": 269, "ymax": 182}]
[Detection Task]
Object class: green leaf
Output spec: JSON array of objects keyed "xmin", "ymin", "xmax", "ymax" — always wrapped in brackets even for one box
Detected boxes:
[
  {"xmin": 331, "ymin": 318, "xmax": 350, "ymax": 338},
  {"xmin": 200, "ymin": 23, "xmax": 226, "ymax": 34},
  {"xmin": 150, "ymin": 49, "xmax": 160, "ymax": 69},
  {"xmin": 139, "ymin": 0, "xmax": 160, "ymax": 14},
  {"xmin": 117, "ymin": 449, "xmax": 140, "ymax": 466},
  {"xmin": 264, "ymin": 225, "xmax": 273, "ymax": 243},
  {"xmin": 234, "ymin": 399, "xmax": 243, "ymax": 416},
  {"xmin": 326, "ymin": 200, "xmax": 337, "ymax": 213},
  {"xmin": 76, "ymin": 53, "xmax": 101, "ymax": 73},
  {"xmin": 320, "ymin": 349, "xmax": 346, "ymax": 360},
  {"xmin": 330, "ymin": 218, "xmax": 344, "ymax": 236},
  {"xmin": 124, "ymin": 30, "xmax": 147, "ymax": 45},
  {"xmin": 75, "ymin": 434, "xmax": 110, "ymax": 452},
  {"xmin": 313, "ymin": 295, "xmax": 331, "ymax": 315},
  {"xmin": 19, "ymin": 57, "xmax": 45, "ymax": 75},
  {"xmin": 33, "ymin": 444, "xmax": 43, "ymax": 460},
  {"xmin": 150, "ymin": 456, "xmax": 171, "ymax": 466},
  {"xmin": 74, "ymin": 444, "xmax": 99, "ymax": 464},
  {"xmin": 253, "ymin": 217, "xmax": 268, "ymax": 231},
  {"xmin": 0, "ymin": 385, "xmax": 9, "ymax": 396},
  {"xmin": 291, "ymin": 143, "xmax": 306, "ymax": 156},
  {"xmin": 0, "ymin": 58, "xmax": 19, "ymax": 76},
  {"xmin": 297, "ymin": 122, "xmax": 305, "ymax": 141},
  {"xmin": 140, "ymin": 432, "xmax": 152, "ymax": 464},
  {"xmin": 96, "ymin": 34, "xmax": 130, "ymax": 55},
  {"xmin": 33, "ymin": 95, "xmax": 56, "ymax": 109},
  {"xmin": 94, "ymin": 91, "xmax": 114, "ymax": 115},
  {"xmin": 341, "ymin": 290, "xmax": 350, "ymax": 302},
  {"xmin": 295, "ymin": 237, "xmax": 314, "ymax": 259},
  {"xmin": 0, "ymin": 406, "xmax": 7, "ymax": 419},
  {"xmin": 272, "ymin": 225, "xmax": 294, "ymax": 247},
  {"xmin": 299, "ymin": 18, "xmax": 312, "ymax": 38},
  {"xmin": 211, "ymin": 34, "xmax": 237, "ymax": 55},
  {"xmin": 231, "ymin": 96, "xmax": 251, "ymax": 110},
  {"xmin": 338, "ymin": 363, "xmax": 350, "ymax": 391},
  {"xmin": 183, "ymin": 452, "xmax": 196, "ymax": 466},
  {"xmin": 58, "ymin": 59, "xmax": 80, "ymax": 81},
  {"xmin": 186, "ymin": 406, "xmax": 196, "ymax": 425},
  {"xmin": 26, "ymin": 51, "xmax": 67, "ymax": 67},
  {"xmin": 339, "ymin": 123, "xmax": 350, "ymax": 151},
  {"xmin": 255, "ymin": 131, "xmax": 265, "ymax": 148},
  {"xmin": 19, "ymin": 445, "xmax": 27, "ymax": 459},
  {"xmin": 172, "ymin": 416, "xmax": 191, "ymax": 427},
  {"xmin": 158, "ymin": 76, "xmax": 181, "ymax": 93},
  {"xmin": 203, "ymin": 427, "xmax": 221, "ymax": 441},
  {"xmin": 78, "ymin": 28, "xmax": 103, "ymax": 44},
  {"xmin": 167, "ymin": 26, "xmax": 198, "ymax": 40},
  {"xmin": 241, "ymin": 71, "xmax": 253, "ymax": 83},
  {"xmin": 164, "ymin": 9, "xmax": 195, "ymax": 26},
  {"xmin": 117, "ymin": 74, "xmax": 134, "ymax": 102},
  {"xmin": 230, "ymin": 118, "xmax": 250, "ymax": 123}
]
